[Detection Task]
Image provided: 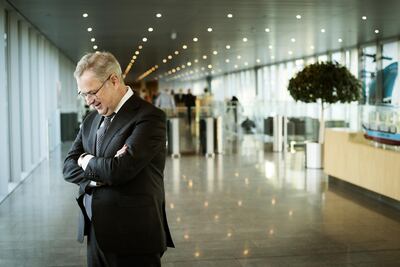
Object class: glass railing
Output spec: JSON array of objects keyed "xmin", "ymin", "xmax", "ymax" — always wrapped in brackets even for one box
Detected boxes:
[{"xmin": 162, "ymin": 99, "xmax": 364, "ymax": 152}]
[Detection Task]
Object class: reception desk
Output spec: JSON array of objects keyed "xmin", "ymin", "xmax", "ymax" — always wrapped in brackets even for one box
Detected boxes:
[{"xmin": 324, "ymin": 128, "xmax": 400, "ymax": 201}]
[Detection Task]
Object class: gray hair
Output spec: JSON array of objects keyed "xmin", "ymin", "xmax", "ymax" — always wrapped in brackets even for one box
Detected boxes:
[{"xmin": 74, "ymin": 51, "xmax": 124, "ymax": 83}]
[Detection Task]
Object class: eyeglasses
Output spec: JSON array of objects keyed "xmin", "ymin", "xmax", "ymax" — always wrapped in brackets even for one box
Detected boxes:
[{"xmin": 78, "ymin": 74, "xmax": 112, "ymax": 98}]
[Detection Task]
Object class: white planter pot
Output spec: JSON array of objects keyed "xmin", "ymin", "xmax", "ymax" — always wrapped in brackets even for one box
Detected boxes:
[
  {"xmin": 306, "ymin": 142, "xmax": 323, "ymax": 169},
  {"xmin": 273, "ymin": 115, "xmax": 283, "ymax": 152}
]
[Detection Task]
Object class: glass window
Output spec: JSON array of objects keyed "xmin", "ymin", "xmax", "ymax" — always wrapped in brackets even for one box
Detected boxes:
[
  {"xmin": 295, "ymin": 59, "xmax": 304, "ymax": 71},
  {"xmin": 262, "ymin": 66, "xmax": 271, "ymax": 100},
  {"xmin": 318, "ymin": 54, "xmax": 328, "ymax": 62},
  {"xmin": 306, "ymin": 57, "xmax": 316, "ymax": 65},
  {"xmin": 361, "ymin": 45, "xmax": 377, "ymax": 104},
  {"xmin": 332, "ymin": 51, "xmax": 343, "ymax": 64},
  {"xmin": 382, "ymin": 41, "xmax": 400, "ymax": 105}
]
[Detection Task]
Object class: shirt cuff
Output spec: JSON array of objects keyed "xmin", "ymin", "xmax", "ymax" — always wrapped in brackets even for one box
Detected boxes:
[{"xmin": 81, "ymin": 155, "xmax": 94, "ymax": 171}]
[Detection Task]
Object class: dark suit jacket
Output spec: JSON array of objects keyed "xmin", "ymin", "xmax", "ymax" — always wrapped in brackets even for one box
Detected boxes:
[
  {"xmin": 63, "ymin": 93, "xmax": 174, "ymax": 254},
  {"xmin": 184, "ymin": 93, "xmax": 196, "ymax": 107},
  {"xmin": 174, "ymin": 94, "xmax": 186, "ymax": 105}
]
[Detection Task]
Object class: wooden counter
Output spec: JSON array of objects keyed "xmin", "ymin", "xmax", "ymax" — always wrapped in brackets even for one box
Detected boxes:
[{"xmin": 324, "ymin": 128, "xmax": 400, "ymax": 201}]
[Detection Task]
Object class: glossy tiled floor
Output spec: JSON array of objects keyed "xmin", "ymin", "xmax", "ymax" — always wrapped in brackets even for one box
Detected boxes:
[{"xmin": 1, "ymin": 135, "xmax": 400, "ymax": 266}]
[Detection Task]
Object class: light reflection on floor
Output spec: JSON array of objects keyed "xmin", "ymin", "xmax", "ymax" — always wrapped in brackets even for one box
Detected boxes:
[
  {"xmin": 0, "ymin": 135, "xmax": 399, "ymax": 266},
  {"xmin": 162, "ymin": 135, "xmax": 400, "ymax": 266}
]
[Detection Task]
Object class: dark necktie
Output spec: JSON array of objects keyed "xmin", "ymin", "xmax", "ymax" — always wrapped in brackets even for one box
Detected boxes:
[{"xmin": 96, "ymin": 113, "xmax": 115, "ymax": 155}]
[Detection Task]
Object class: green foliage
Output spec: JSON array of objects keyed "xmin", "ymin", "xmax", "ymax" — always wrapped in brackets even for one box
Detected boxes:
[{"xmin": 288, "ymin": 61, "xmax": 361, "ymax": 105}]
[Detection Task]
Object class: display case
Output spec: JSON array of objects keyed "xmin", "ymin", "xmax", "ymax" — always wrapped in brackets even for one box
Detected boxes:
[{"xmin": 361, "ymin": 104, "xmax": 400, "ymax": 146}]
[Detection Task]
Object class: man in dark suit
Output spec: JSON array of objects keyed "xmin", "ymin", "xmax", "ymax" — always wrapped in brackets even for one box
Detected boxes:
[
  {"xmin": 174, "ymin": 89, "xmax": 186, "ymax": 106},
  {"xmin": 63, "ymin": 52, "xmax": 174, "ymax": 267},
  {"xmin": 184, "ymin": 89, "xmax": 196, "ymax": 126}
]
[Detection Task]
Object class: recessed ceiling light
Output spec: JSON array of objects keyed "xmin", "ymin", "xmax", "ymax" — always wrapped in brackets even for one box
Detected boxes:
[
  {"xmin": 271, "ymin": 55, "xmax": 275, "ymax": 59},
  {"xmin": 234, "ymin": 64, "xmax": 238, "ymax": 68},
  {"xmin": 243, "ymin": 37, "xmax": 248, "ymax": 42},
  {"xmin": 90, "ymin": 38, "xmax": 95, "ymax": 42},
  {"xmin": 130, "ymin": 60, "xmax": 134, "ymax": 63},
  {"xmin": 93, "ymin": 45, "xmax": 98, "ymax": 49},
  {"xmin": 213, "ymin": 51, "xmax": 218, "ymax": 55},
  {"xmin": 182, "ymin": 45, "xmax": 188, "ymax": 49},
  {"xmin": 135, "ymin": 51, "xmax": 139, "ymax": 55},
  {"xmin": 201, "ymin": 67, "xmax": 205, "ymax": 71},
  {"xmin": 256, "ymin": 59, "xmax": 261, "ymax": 63},
  {"xmin": 174, "ymin": 51, "xmax": 179, "ymax": 55},
  {"xmin": 142, "ymin": 37, "xmax": 148, "ymax": 42},
  {"xmin": 244, "ymin": 62, "xmax": 248, "ymax": 66},
  {"xmin": 156, "ymin": 13, "xmax": 162, "ymax": 18},
  {"xmin": 187, "ymin": 62, "xmax": 192, "ymax": 66},
  {"xmin": 321, "ymin": 29, "xmax": 325, "ymax": 33},
  {"xmin": 310, "ymin": 45, "xmax": 315, "ymax": 50},
  {"xmin": 227, "ymin": 13, "xmax": 233, "ymax": 18},
  {"xmin": 208, "ymin": 64, "xmax": 212, "ymax": 69},
  {"xmin": 226, "ymin": 59, "xmax": 230, "ymax": 63},
  {"xmin": 338, "ymin": 38, "xmax": 343, "ymax": 43},
  {"xmin": 138, "ymin": 45, "xmax": 143, "ymax": 49},
  {"xmin": 291, "ymin": 38, "xmax": 296, "ymax": 42},
  {"xmin": 194, "ymin": 59, "xmax": 198, "ymax": 63},
  {"xmin": 133, "ymin": 55, "xmax": 137, "ymax": 59},
  {"xmin": 374, "ymin": 29, "xmax": 380, "ymax": 34},
  {"xmin": 82, "ymin": 13, "xmax": 88, "ymax": 18},
  {"xmin": 203, "ymin": 55, "xmax": 207, "ymax": 59},
  {"xmin": 207, "ymin": 27, "xmax": 213, "ymax": 32},
  {"xmin": 226, "ymin": 45, "xmax": 231, "ymax": 49},
  {"xmin": 177, "ymin": 67, "xmax": 181, "ymax": 71},
  {"xmin": 193, "ymin": 37, "xmax": 198, "ymax": 42},
  {"xmin": 182, "ymin": 65, "xmax": 186, "ymax": 68},
  {"xmin": 163, "ymin": 59, "xmax": 167, "ymax": 63},
  {"xmin": 237, "ymin": 55, "xmax": 241, "ymax": 59},
  {"xmin": 265, "ymin": 28, "xmax": 270, "ymax": 32},
  {"xmin": 148, "ymin": 27, "xmax": 154, "ymax": 32},
  {"xmin": 288, "ymin": 51, "xmax": 293, "ymax": 55},
  {"xmin": 362, "ymin": 16, "xmax": 367, "ymax": 20},
  {"xmin": 87, "ymin": 27, "xmax": 93, "ymax": 32},
  {"xmin": 296, "ymin": 14, "xmax": 301, "ymax": 19},
  {"xmin": 168, "ymin": 55, "xmax": 172, "ymax": 59},
  {"xmin": 268, "ymin": 45, "xmax": 273, "ymax": 49}
]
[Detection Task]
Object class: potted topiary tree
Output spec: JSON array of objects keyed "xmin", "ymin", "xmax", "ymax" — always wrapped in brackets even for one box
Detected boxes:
[{"xmin": 288, "ymin": 61, "xmax": 361, "ymax": 168}]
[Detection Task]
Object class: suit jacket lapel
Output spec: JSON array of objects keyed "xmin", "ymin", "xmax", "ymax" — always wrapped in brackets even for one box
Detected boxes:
[
  {"xmin": 89, "ymin": 114, "xmax": 102, "ymax": 155},
  {"xmin": 98, "ymin": 94, "xmax": 141, "ymax": 156}
]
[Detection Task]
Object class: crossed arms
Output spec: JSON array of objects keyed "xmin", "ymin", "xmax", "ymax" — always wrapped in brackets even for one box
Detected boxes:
[{"xmin": 63, "ymin": 112, "xmax": 166, "ymax": 187}]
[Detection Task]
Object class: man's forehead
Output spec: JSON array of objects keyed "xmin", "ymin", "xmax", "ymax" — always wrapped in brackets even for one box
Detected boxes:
[{"xmin": 77, "ymin": 71, "xmax": 99, "ymax": 91}]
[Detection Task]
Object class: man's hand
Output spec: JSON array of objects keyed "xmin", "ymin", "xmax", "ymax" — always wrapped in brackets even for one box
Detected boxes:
[{"xmin": 115, "ymin": 144, "xmax": 128, "ymax": 157}]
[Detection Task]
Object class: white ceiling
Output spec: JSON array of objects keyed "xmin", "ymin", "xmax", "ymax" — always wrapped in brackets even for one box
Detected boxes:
[{"xmin": 6, "ymin": 0, "xmax": 400, "ymax": 83}]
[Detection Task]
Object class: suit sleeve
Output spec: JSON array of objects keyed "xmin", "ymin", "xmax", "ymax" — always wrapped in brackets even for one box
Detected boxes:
[
  {"xmin": 63, "ymin": 126, "xmax": 90, "ymax": 186},
  {"xmin": 84, "ymin": 111, "xmax": 166, "ymax": 186}
]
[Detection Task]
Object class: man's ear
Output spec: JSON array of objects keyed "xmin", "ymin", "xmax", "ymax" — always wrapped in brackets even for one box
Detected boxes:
[{"xmin": 110, "ymin": 74, "xmax": 120, "ymax": 87}]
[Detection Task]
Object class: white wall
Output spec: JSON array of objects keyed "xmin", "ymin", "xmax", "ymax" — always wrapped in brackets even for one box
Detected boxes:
[{"xmin": 0, "ymin": 3, "xmax": 77, "ymax": 202}]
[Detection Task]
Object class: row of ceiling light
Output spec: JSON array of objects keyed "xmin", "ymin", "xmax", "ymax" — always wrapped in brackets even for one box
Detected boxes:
[
  {"xmin": 82, "ymin": 11, "xmax": 381, "ymax": 82},
  {"xmin": 163, "ymin": 14, "xmax": 382, "ymax": 82}
]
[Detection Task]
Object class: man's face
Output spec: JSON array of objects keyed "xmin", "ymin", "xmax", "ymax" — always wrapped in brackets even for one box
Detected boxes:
[{"xmin": 77, "ymin": 71, "xmax": 117, "ymax": 116}]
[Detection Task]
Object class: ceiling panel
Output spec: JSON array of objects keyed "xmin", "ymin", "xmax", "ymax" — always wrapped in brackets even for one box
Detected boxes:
[{"xmin": 6, "ymin": 0, "xmax": 400, "ymax": 83}]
